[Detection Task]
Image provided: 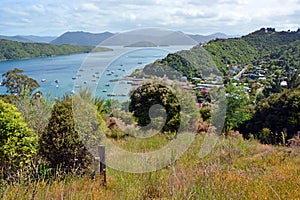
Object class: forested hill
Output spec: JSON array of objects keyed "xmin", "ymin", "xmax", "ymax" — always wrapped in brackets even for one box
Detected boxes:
[
  {"xmin": 204, "ymin": 28, "xmax": 300, "ymax": 74},
  {"xmin": 0, "ymin": 39, "xmax": 111, "ymax": 60},
  {"xmin": 144, "ymin": 28, "xmax": 300, "ymax": 77}
]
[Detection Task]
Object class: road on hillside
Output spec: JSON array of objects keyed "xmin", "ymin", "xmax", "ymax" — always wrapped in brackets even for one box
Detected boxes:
[{"xmin": 234, "ymin": 66, "xmax": 248, "ymax": 80}]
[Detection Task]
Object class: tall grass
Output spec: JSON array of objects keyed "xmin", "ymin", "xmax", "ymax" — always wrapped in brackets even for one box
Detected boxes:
[{"xmin": 2, "ymin": 134, "xmax": 300, "ymax": 199}]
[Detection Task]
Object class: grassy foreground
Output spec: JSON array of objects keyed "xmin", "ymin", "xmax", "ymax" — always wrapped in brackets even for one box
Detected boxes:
[{"xmin": 1, "ymin": 134, "xmax": 300, "ymax": 200}]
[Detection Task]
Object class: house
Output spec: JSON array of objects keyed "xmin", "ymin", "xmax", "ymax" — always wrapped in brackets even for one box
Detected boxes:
[
  {"xmin": 181, "ymin": 76, "xmax": 188, "ymax": 82},
  {"xmin": 199, "ymin": 89, "xmax": 210, "ymax": 94},
  {"xmin": 258, "ymin": 77, "xmax": 267, "ymax": 81},
  {"xmin": 280, "ymin": 81, "xmax": 288, "ymax": 87}
]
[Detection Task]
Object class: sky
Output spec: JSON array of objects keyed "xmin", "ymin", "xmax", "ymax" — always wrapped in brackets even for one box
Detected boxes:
[{"xmin": 1, "ymin": 0, "xmax": 300, "ymax": 36}]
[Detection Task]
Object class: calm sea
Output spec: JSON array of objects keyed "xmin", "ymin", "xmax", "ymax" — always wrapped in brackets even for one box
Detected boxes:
[{"xmin": 0, "ymin": 46, "xmax": 192, "ymax": 101}]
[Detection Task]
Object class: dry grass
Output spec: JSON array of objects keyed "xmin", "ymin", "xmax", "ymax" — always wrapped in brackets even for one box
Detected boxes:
[{"xmin": 2, "ymin": 135, "xmax": 300, "ymax": 200}]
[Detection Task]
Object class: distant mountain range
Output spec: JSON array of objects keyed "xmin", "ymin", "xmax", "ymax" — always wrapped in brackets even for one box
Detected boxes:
[
  {"xmin": 187, "ymin": 32, "xmax": 239, "ymax": 43},
  {"xmin": 0, "ymin": 30, "xmax": 238, "ymax": 46},
  {"xmin": 21, "ymin": 35, "xmax": 57, "ymax": 43},
  {"xmin": 0, "ymin": 35, "xmax": 56, "ymax": 43},
  {"xmin": 50, "ymin": 31, "xmax": 114, "ymax": 46},
  {"xmin": 100, "ymin": 28, "xmax": 198, "ymax": 46},
  {"xmin": 0, "ymin": 35, "xmax": 32, "ymax": 43}
]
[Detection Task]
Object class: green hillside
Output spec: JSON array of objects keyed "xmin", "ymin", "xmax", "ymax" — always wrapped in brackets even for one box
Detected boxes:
[
  {"xmin": 206, "ymin": 28, "xmax": 300, "ymax": 74},
  {"xmin": 0, "ymin": 39, "xmax": 112, "ymax": 60},
  {"xmin": 143, "ymin": 28, "xmax": 300, "ymax": 78}
]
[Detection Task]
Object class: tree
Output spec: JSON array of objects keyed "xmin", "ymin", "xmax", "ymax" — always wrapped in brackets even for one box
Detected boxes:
[
  {"xmin": 1, "ymin": 68, "xmax": 40, "ymax": 95},
  {"xmin": 243, "ymin": 87, "xmax": 300, "ymax": 144},
  {"xmin": 0, "ymin": 100, "xmax": 37, "ymax": 175},
  {"xmin": 129, "ymin": 82, "xmax": 181, "ymax": 133},
  {"xmin": 39, "ymin": 95, "xmax": 93, "ymax": 171},
  {"xmin": 224, "ymin": 84, "xmax": 252, "ymax": 134},
  {"xmin": 288, "ymin": 69, "xmax": 300, "ymax": 89}
]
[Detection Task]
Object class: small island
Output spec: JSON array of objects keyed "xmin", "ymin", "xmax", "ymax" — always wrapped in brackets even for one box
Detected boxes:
[{"xmin": 124, "ymin": 41, "xmax": 158, "ymax": 47}]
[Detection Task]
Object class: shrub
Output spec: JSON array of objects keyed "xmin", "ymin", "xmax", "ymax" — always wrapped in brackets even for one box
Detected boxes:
[
  {"xmin": 200, "ymin": 106, "xmax": 212, "ymax": 122},
  {"xmin": 0, "ymin": 100, "xmax": 37, "ymax": 175},
  {"xmin": 257, "ymin": 128, "xmax": 271, "ymax": 144}
]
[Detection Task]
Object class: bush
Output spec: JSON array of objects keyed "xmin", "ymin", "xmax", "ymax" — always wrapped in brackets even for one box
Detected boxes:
[
  {"xmin": 257, "ymin": 128, "xmax": 271, "ymax": 144},
  {"xmin": 0, "ymin": 100, "xmax": 37, "ymax": 175},
  {"xmin": 200, "ymin": 106, "xmax": 212, "ymax": 122}
]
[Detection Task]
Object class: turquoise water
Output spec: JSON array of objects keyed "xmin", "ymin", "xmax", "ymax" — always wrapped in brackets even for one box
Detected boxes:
[{"xmin": 0, "ymin": 46, "xmax": 192, "ymax": 101}]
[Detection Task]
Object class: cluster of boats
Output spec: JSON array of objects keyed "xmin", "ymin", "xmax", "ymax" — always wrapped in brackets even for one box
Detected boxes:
[
  {"xmin": 106, "ymin": 69, "xmax": 125, "ymax": 77},
  {"xmin": 40, "ymin": 64, "xmax": 134, "ymax": 97}
]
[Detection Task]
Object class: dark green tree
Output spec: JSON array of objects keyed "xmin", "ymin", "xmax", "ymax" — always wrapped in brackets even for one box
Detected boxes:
[
  {"xmin": 39, "ymin": 95, "xmax": 93, "ymax": 171},
  {"xmin": 1, "ymin": 68, "xmax": 40, "ymax": 95},
  {"xmin": 243, "ymin": 87, "xmax": 300, "ymax": 144},
  {"xmin": 129, "ymin": 82, "xmax": 181, "ymax": 133}
]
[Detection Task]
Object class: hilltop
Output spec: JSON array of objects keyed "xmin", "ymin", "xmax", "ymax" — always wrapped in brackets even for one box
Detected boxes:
[
  {"xmin": 141, "ymin": 28, "xmax": 300, "ymax": 77},
  {"xmin": 101, "ymin": 28, "xmax": 198, "ymax": 46},
  {"xmin": 50, "ymin": 31, "xmax": 114, "ymax": 46}
]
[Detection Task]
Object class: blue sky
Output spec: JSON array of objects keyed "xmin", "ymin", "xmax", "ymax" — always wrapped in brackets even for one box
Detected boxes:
[{"xmin": 1, "ymin": 0, "xmax": 300, "ymax": 36}]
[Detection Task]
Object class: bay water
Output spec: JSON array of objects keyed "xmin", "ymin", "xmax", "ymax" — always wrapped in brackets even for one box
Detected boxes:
[{"xmin": 0, "ymin": 46, "xmax": 192, "ymax": 101}]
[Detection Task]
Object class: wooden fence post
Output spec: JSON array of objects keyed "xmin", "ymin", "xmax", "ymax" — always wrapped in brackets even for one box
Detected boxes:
[{"xmin": 98, "ymin": 145, "xmax": 106, "ymax": 185}]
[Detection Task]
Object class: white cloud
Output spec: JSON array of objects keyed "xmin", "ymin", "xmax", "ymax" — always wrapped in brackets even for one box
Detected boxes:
[
  {"xmin": 77, "ymin": 3, "xmax": 100, "ymax": 12},
  {"xmin": 0, "ymin": 0, "xmax": 300, "ymax": 36}
]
